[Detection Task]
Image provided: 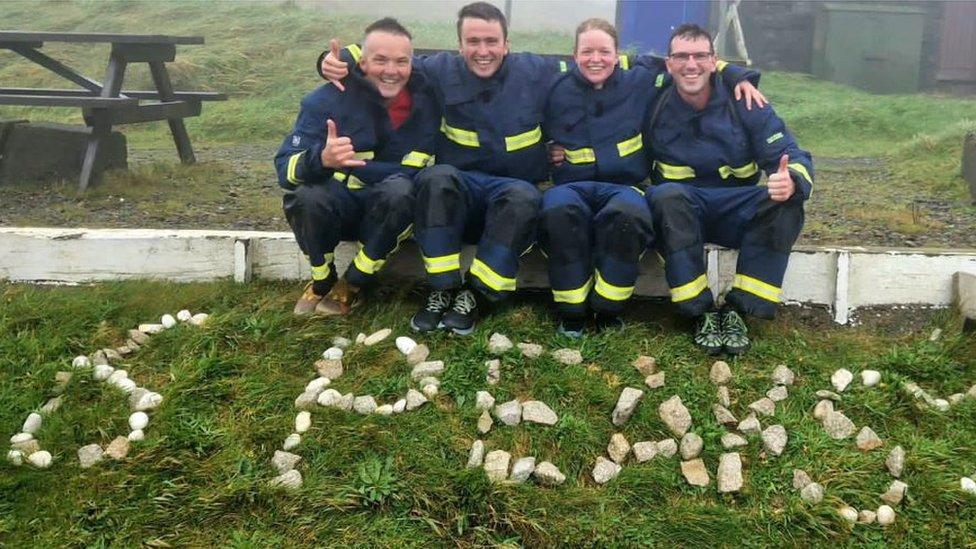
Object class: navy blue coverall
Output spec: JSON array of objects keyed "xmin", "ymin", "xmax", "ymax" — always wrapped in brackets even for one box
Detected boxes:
[
  {"xmin": 274, "ymin": 68, "xmax": 438, "ymax": 294},
  {"xmin": 645, "ymin": 75, "xmax": 814, "ymax": 320}
]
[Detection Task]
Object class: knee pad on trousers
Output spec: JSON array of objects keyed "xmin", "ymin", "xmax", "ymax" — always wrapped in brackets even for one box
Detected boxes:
[
  {"xmin": 539, "ymin": 204, "xmax": 587, "ymax": 258},
  {"xmin": 416, "ymin": 165, "xmax": 463, "ymax": 227},
  {"xmin": 649, "ymin": 184, "xmax": 698, "ymax": 253},
  {"xmin": 749, "ymin": 198, "xmax": 804, "ymax": 253},
  {"xmin": 371, "ymin": 174, "xmax": 416, "ymax": 217},
  {"xmin": 597, "ymin": 201, "xmax": 653, "ymax": 259}
]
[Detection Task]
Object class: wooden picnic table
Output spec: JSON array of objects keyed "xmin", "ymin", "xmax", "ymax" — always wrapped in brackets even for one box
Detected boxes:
[{"xmin": 0, "ymin": 31, "xmax": 226, "ymax": 190}]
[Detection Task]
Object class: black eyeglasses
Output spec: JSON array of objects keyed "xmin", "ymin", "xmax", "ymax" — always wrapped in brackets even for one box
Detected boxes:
[{"xmin": 668, "ymin": 52, "xmax": 713, "ymax": 64}]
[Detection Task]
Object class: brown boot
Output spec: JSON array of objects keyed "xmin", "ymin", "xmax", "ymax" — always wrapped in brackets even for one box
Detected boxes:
[
  {"xmin": 315, "ymin": 278, "xmax": 362, "ymax": 316},
  {"xmin": 293, "ymin": 282, "xmax": 325, "ymax": 316}
]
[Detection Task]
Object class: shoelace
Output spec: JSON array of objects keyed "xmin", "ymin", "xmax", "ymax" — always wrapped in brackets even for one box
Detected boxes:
[
  {"xmin": 699, "ymin": 312, "xmax": 720, "ymax": 334},
  {"xmin": 451, "ymin": 290, "xmax": 477, "ymax": 314},
  {"xmin": 425, "ymin": 290, "xmax": 452, "ymax": 312},
  {"xmin": 723, "ymin": 310, "xmax": 747, "ymax": 333}
]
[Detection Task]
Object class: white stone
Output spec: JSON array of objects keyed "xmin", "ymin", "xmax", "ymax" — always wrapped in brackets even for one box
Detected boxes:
[
  {"xmin": 315, "ymin": 359, "xmax": 343, "ymax": 380},
  {"xmin": 608, "ymin": 433, "xmax": 631, "ymax": 464},
  {"xmin": 317, "ymin": 389, "xmax": 342, "ymax": 407},
  {"xmin": 877, "ymin": 505, "xmax": 895, "ymax": 526},
  {"xmin": 494, "ymin": 399, "xmax": 522, "ymax": 426},
  {"xmin": 161, "ymin": 314, "xmax": 177, "ymax": 328},
  {"xmin": 722, "ymin": 433, "xmax": 749, "ymax": 449},
  {"xmin": 295, "ymin": 411, "xmax": 312, "ymax": 433},
  {"xmin": 881, "ymin": 480, "xmax": 908, "ymax": 506},
  {"xmin": 475, "ymin": 391, "xmax": 495, "ymax": 411},
  {"xmin": 7, "ymin": 450, "xmax": 23, "ymax": 466},
  {"xmin": 856, "ymin": 426, "xmax": 884, "ymax": 451},
  {"xmin": 72, "ymin": 355, "xmax": 91, "ymax": 369},
  {"xmin": 116, "ymin": 378, "xmax": 137, "ymax": 393},
  {"xmin": 27, "ymin": 450, "xmax": 53, "ymax": 469},
  {"xmin": 485, "ymin": 359, "xmax": 501, "ymax": 385},
  {"xmin": 484, "ymin": 450, "xmax": 511, "ymax": 482},
  {"xmin": 960, "ymin": 477, "xmax": 976, "ymax": 495},
  {"xmin": 353, "ymin": 395, "xmax": 378, "ymax": 414},
  {"xmin": 405, "ymin": 389, "xmax": 428, "ymax": 410},
  {"xmin": 322, "ymin": 346, "xmax": 344, "ymax": 360},
  {"xmin": 800, "ymin": 482, "xmax": 824, "ymax": 504},
  {"xmin": 710, "ymin": 360, "xmax": 732, "ymax": 384},
  {"xmin": 294, "ymin": 391, "xmax": 319, "ymax": 411},
  {"xmin": 680, "ymin": 432, "xmax": 703, "ymax": 460},
  {"xmin": 487, "ymin": 332, "xmax": 513, "ymax": 354},
  {"xmin": 762, "ymin": 425, "xmax": 788, "ymax": 456},
  {"xmin": 509, "ymin": 457, "xmax": 536, "ymax": 483},
  {"xmin": 272, "ymin": 450, "xmax": 301, "ymax": 474},
  {"xmin": 375, "ymin": 404, "xmax": 393, "ymax": 416},
  {"xmin": 177, "ymin": 309, "xmax": 192, "ymax": 322},
  {"xmin": 105, "ymin": 436, "xmax": 130, "ymax": 459},
  {"xmin": 633, "ymin": 355, "xmax": 657, "ymax": 376},
  {"xmin": 392, "ymin": 399, "xmax": 407, "ymax": 413},
  {"xmin": 93, "ymin": 364, "xmax": 115, "ymax": 381},
  {"xmin": 658, "ymin": 395, "xmax": 692, "ymax": 436},
  {"xmin": 813, "ymin": 399, "xmax": 834, "ymax": 420},
  {"xmin": 816, "ymin": 390, "xmax": 843, "ymax": 401},
  {"xmin": 949, "ymin": 393, "xmax": 966, "ymax": 405},
  {"xmin": 128, "ymin": 329, "xmax": 151, "ymax": 345},
  {"xmin": 861, "ymin": 370, "xmax": 881, "ymax": 387},
  {"xmin": 40, "ymin": 397, "xmax": 62, "ymax": 414},
  {"xmin": 793, "ymin": 469, "xmax": 813, "ymax": 490},
  {"xmin": 10, "ymin": 432, "xmax": 33, "ymax": 444},
  {"xmin": 22, "ymin": 413, "xmax": 42, "ymax": 435},
  {"xmin": 738, "ymin": 414, "xmax": 762, "ymax": 436},
  {"xmin": 717, "ymin": 452, "xmax": 743, "ymax": 493},
  {"xmin": 128, "ymin": 429, "xmax": 145, "ymax": 442},
  {"xmin": 832, "ymin": 368, "xmax": 854, "ymax": 392},
  {"xmin": 823, "ymin": 411, "xmax": 857, "ymax": 440},
  {"xmin": 551, "ymin": 348, "xmax": 583, "ymax": 366},
  {"xmin": 305, "ymin": 377, "xmax": 331, "ymax": 395},
  {"xmin": 355, "ymin": 332, "xmax": 366, "ymax": 344},
  {"xmin": 592, "ymin": 456, "xmax": 622, "ymax": 484},
  {"xmin": 395, "ymin": 336, "xmax": 417, "ymax": 355},
  {"xmin": 766, "ymin": 385, "xmax": 789, "ymax": 402},
  {"xmin": 269, "ymin": 469, "xmax": 302, "ymax": 490},
  {"xmin": 748, "ymin": 397, "xmax": 776, "ymax": 417},
  {"xmin": 283, "ymin": 434, "xmax": 302, "ymax": 451},
  {"xmin": 771, "ymin": 365, "xmax": 795, "ymax": 386},
  {"xmin": 713, "ymin": 404, "xmax": 738, "ymax": 426},
  {"xmin": 107, "ymin": 369, "xmax": 129, "ymax": 385},
  {"xmin": 128, "ymin": 411, "xmax": 149, "ymax": 431},
  {"xmin": 418, "ymin": 376, "xmax": 440, "ymax": 388},
  {"xmin": 716, "ymin": 386, "xmax": 731, "ymax": 408},
  {"xmin": 839, "ymin": 506, "xmax": 859, "ymax": 523},
  {"xmin": 886, "ymin": 445, "xmax": 905, "ymax": 477},
  {"xmin": 681, "ymin": 459, "xmax": 710, "ymax": 487},
  {"xmin": 644, "ymin": 372, "xmax": 665, "ymax": 389},
  {"xmin": 933, "ymin": 398, "xmax": 950, "ymax": 412},
  {"xmin": 632, "ymin": 441, "xmax": 658, "ymax": 462},
  {"xmin": 534, "ymin": 461, "xmax": 566, "ymax": 486},
  {"xmin": 363, "ymin": 328, "xmax": 391, "ymax": 346},
  {"xmin": 406, "ymin": 344, "xmax": 430, "ymax": 365},
  {"xmin": 411, "ymin": 360, "xmax": 444, "ymax": 381},
  {"xmin": 466, "ymin": 440, "xmax": 485, "ymax": 468},
  {"xmin": 329, "ymin": 336, "xmax": 350, "ymax": 349},
  {"xmin": 521, "ymin": 400, "xmax": 558, "ymax": 425},
  {"xmin": 422, "ymin": 384, "xmax": 438, "ymax": 399},
  {"xmin": 139, "ymin": 323, "xmax": 165, "ymax": 334},
  {"xmin": 11, "ymin": 438, "xmax": 37, "ymax": 456},
  {"xmin": 858, "ymin": 510, "xmax": 877, "ymax": 524},
  {"xmin": 656, "ymin": 438, "xmax": 678, "ymax": 458},
  {"xmin": 612, "ymin": 387, "xmax": 644, "ymax": 426},
  {"xmin": 189, "ymin": 313, "xmax": 209, "ymax": 326},
  {"xmin": 517, "ymin": 342, "xmax": 544, "ymax": 358}
]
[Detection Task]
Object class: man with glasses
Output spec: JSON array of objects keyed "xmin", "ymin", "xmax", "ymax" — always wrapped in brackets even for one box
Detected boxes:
[{"xmin": 645, "ymin": 23, "xmax": 814, "ymax": 355}]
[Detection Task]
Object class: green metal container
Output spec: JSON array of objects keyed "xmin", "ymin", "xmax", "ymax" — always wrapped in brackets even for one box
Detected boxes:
[{"xmin": 812, "ymin": 3, "xmax": 926, "ymax": 94}]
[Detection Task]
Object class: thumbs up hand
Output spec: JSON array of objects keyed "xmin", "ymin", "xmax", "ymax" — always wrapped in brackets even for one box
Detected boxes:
[
  {"xmin": 320, "ymin": 38, "xmax": 350, "ymax": 91},
  {"xmin": 320, "ymin": 119, "xmax": 367, "ymax": 169},
  {"xmin": 767, "ymin": 154, "xmax": 795, "ymax": 202}
]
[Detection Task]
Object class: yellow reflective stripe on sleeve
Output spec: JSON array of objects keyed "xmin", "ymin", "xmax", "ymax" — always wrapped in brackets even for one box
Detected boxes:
[
  {"xmin": 505, "ymin": 125, "xmax": 542, "ymax": 152},
  {"xmin": 440, "ymin": 118, "xmax": 480, "ymax": 147},
  {"xmin": 766, "ymin": 132, "xmax": 784, "ymax": 144},
  {"xmin": 594, "ymin": 270, "xmax": 634, "ymax": 301},
  {"xmin": 353, "ymin": 150, "xmax": 374, "ymax": 160},
  {"xmin": 347, "ymin": 44, "xmax": 362, "ymax": 63},
  {"xmin": 716, "ymin": 59, "xmax": 729, "ymax": 71},
  {"xmin": 655, "ymin": 73, "xmax": 664, "ymax": 88},
  {"xmin": 655, "ymin": 161, "xmax": 695, "ymax": 180},
  {"xmin": 470, "ymin": 258, "xmax": 517, "ymax": 292},
  {"xmin": 718, "ymin": 161, "xmax": 759, "ymax": 179},
  {"xmin": 552, "ymin": 277, "xmax": 593, "ymax": 304},
  {"xmin": 401, "ymin": 150, "xmax": 432, "ymax": 168},
  {"xmin": 616, "ymin": 133, "xmax": 643, "ymax": 157},
  {"xmin": 732, "ymin": 274, "xmax": 782, "ymax": 303},
  {"xmin": 353, "ymin": 247, "xmax": 384, "ymax": 275},
  {"xmin": 788, "ymin": 162, "xmax": 813, "ymax": 185},
  {"xmin": 287, "ymin": 152, "xmax": 304, "ymax": 185},
  {"xmin": 559, "ymin": 60, "xmax": 568, "ymax": 72},
  {"xmin": 423, "ymin": 253, "xmax": 460, "ymax": 274},
  {"xmin": 670, "ymin": 274, "xmax": 708, "ymax": 302},
  {"xmin": 564, "ymin": 147, "xmax": 596, "ymax": 164},
  {"xmin": 618, "ymin": 55, "xmax": 630, "ymax": 70}
]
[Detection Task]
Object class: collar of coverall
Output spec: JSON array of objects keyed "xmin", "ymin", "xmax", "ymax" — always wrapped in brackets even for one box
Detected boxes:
[
  {"xmin": 669, "ymin": 72, "xmax": 730, "ymax": 121},
  {"xmin": 442, "ymin": 51, "xmax": 511, "ymax": 105},
  {"xmin": 346, "ymin": 63, "xmax": 430, "ymax": 106}
]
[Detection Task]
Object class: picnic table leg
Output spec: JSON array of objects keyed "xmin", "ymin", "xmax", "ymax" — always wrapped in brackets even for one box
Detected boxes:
[
  {"xmin": 79, "ymin": 55, "xmax": 126, "ymax": 191},
  {"xmin": 149, "ymin": 60, "xmax": 196, "ymax": 164}
]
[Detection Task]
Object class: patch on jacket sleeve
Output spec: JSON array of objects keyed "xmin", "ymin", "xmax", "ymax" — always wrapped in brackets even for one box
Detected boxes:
[{"xmin": 292, "ymin": 135, "xmax": 301, "ymax": 147}]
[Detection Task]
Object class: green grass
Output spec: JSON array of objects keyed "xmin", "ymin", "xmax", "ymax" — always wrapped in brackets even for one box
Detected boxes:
[{"xmin": 1, "ymin": 280, "xmax": 975, "ymax": 545}]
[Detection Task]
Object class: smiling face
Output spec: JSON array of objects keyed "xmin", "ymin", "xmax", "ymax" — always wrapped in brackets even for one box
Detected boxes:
[
  {"xmin": 458, "ymin": 17, "xmax": 509, "ymax": 79},
  {"xmin": 359, "ymin": 30, "xmax": 413, "ymax": 100},
  {"xmin": 666, "ymin": 35, "xmax": 717, "ymax": 101},
  {"xmin": 574, "ymin": 28, "xmax": 617, "ymax": 88}
]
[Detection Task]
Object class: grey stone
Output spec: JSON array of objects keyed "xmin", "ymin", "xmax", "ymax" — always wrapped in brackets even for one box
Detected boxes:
[
  {"xmin": 105, "ymin": 436, "xmax": 130, "ymax": 460},
  {"xmin": 12, "ymin": 439, "xmax": 40, "ymax": 456},
  {"xmin": 128, "ymin": 429, "xmax": 145, "ymax": 442},
  {"xmin": 658, "ymin": 395, "xmax": 692, "ymax": 436},
  {"xmin": 713, "ymin": 404, "xmax": 738, "ymax": 427},
  {"xmin": 422, "ymin": 384, "xmax": 438, "ymax": 399},
  {"xmin": 680, "ymin": 432, "xmax": 704, "ymax": 460},
  {"xmin": 800, "ymin": 482, "xmax": 824, "ymax": 504},
  {"xmin": 363, "ymin": 328, "xmax": 391, "ymax": 346},
  {"xmin": 375, "ymin": 404, "xmax": 393, "ymax": 416},
  {"xmin": 839, "ymin": 506, "xmax": 859, "ymax": 523},
  {"xmin": 823, "ymin": 411, "xmax": 857, "ymax": 440},
  {"xmin": 339, "ymin": 393, "xmax": 355, "ymax": 411},
  {"xmin": 656, "ymin": 438, "xmax": 678, "ymax": 458},
  {"xmin": 551, "ymin": 348, "xmax": 583, "ymax": 365},
  {"xmin": 272, "ymin": 450, "xmax": 301, "ymax": 474},
  {"xmin": 933, "ymin": 398, "xmax": 950, "ymax": 412},
  {"xmin": 92, "ymin": 364, "xmax": 114, "ymax": 382},
  {"xmin": 494, "ymin": 399, "xmax": 522, "ymax": 426},
  {"xmin": 771, "ymin": 365, "xmax": 795, "ymax": 386},
  {"xmin": 128, "ymin": 329, "xmax": 150, "ymax": 345},
  {"xmin": 7, "ymin": 450, "xmax": 22, "ymax": 466},
  {"xmin": 792, "ymin": 469, "xmax": 813, "ymax": 490},
  {"xmin": 72, "ymin": 355, "xmax": 91, "ymax": 369},
  {"xmin": 138, "ymin": 323, "xmax": 164, "ymax": 335},
  {"xmin": 861, "ymin": 370, "xmax": 882, "ymax": 387},
  {"xmin": 856, "ymin": 426, "xmax": 883, "ymax": 451},
  {"xmin": 816, "ymin": 390, "xmax": 842, "ymax": 401},
  {"xmin": 392, "ymin": 399, "xmax": 407, "ymax": 413},
  {"xmin": 317, "ymin": 389, "xmax": 342, "ymax": 407},
  {"xmin": 488, "ymin": 332, "xmax": 513, "ymax": 354},
  {"xmin": 484, "ymin": 450, "xmax": 511, "ymax": 482},
  {"xmin": 406, "ymin": 343, "xmax": 430, "ymax": 365},
  {"xmin": 78, "ymin": 444, "xmax": 104, "ymax": 469},
  {"xmin": 509, "ymin": 456, "xmax": 536, "ymax": 483},
  {"xmin": 283, "ymin": 434, "xmax": 301, "ymax": 451},
  {"xmin": 10, "ymin": 432, "xmax": 33, "ymax": 444},
  {"xmin": 102, "ymin": 348, "xmax": 122, "ymax": 362},
  {"xmin": 405, "ymin": 389, "xmax": 428, "ymax": 410},
  {"xmin": 315, "ymin": 359, "xmax": 343, "ymax": 380},
  {"xmin": 960, "ymin": 477, "xmax": 976, "ymax": 495},
  {"xmin": 766, "ymin": 385, "xmax": 789, "ymax": 402},
  {"xmin": 858, "ymin": 510, "xmax": 877, "ymax": 524},
  {"xmin": 92, "ymin": 350, "xmax": 109, "ymax": 366},
  {"xmin": 353, "ymin": 395, "xmax": 378, "ymax": 415},
  {"xmin": 411, "ymin": 360, "xmax": 444, "ymax": 381},
  {"xmin": 485, "ymin": 359, "xmax": 501, "ymax": 385},
  {"xmin": 681, "ymin": 459, "xmax": 710, "ymax": 487},
  {"xmin": 305, "ymin": 377, "xmax": 331, "ymax": 395},
  {"xmin": 331, "ymin": 336, "xmax": 351, "ymax": 349},
  {"xmin": 716, "ymin": 386, "xmax": 731, "ymax": 408},
  {"xmin": 321, "ymin": 346, "xmax": 343, "ymax": 360},
  {"xmin": 632, "ymin": 441, "xmax": 658, "ymax": 462},
  {"xmin": 886, "ymin": 446, "xmax": 905, "ymax": 478},
  {"xmin": 22, "ymin": 413, "xmax": 42, "ymax": 435},
  {"xmin": 475, "ymin": 391, "xmax": 495, "ymax": 411},
  {"xmin": 269, "ymin": 469, "xmax": 302, "ymax": 490},
  {"xmin": 813, "ymin": 399, "xmax": 834, "ymax": 420},
  {"xmin": 608, "ymin": 433, "xmax": 631, "ymax": 463},
  {"xmin": 881, "ymin": 480, "xmax": 908, "ymax": 506},
  {"xmin": 129, "ymin": 388, "xmax": 164, "ymax": 411},
  {"xmin": 534, "ymin": 461, "xmax": 566, "ymax": 486},
  {"xmin": 710, "ymin": 360, "xmax": 732, "ymax": 384},
  {"xmin": 633, "ymin": 355, "xmax": 657, "ymax": 376},
  {"xmin": 53, "ymin": 371, "xmax": 73, "ymax": 394},
  {"xmin": 295, "ymin": 391, "xmax": 319, "ymax": 411},
  {"xmin": 717, "ymin": 453, "xmax": 743, "ymax": 493},
  {"xmin": 612, "ymin": 387, "xmax": 644, "ymax": 426},
  {"xmin": 738, "ymin": 414, "xmax": 762, "ymax": 436},
  {"xmin": 832, "ymin": 368, "xmax": 854, "ymax": 392},
  {"xmin": 517, "ymin": 342, "xmax": 543, "ymax": 358},
  {"xmin": 949, "ymin": 393, "xmax": 967, "ymax": 405},
  {"xmin": 644, "ymin": 372, "xmax": 666, "ymax": 389},
  {"xmin": 592, "ymin": 456, "xmax": 622, "ymax": 484},
  {"xmin": 721, "ymin": 432, "xmax": 748, "ymax": 449},
  {"xmin": 748, "ymin": 397, "xmax": 776, "ymax": 417},
  {"xmin": 467, "ymin": 440, "xmax": 485, "ymax": 468},
  {"xmin": 762, "ymin": 425, "xmax": 788, "ymax": 456},
  {"xmin": 877, "ymin": 505, "xmax": 896, "ymax": 526},
  {"xmin": 522, "ymin": 400, "xmax": 558, "ymax": 425},
  {"xmin": 477, "ymin": 410, "xmax": 494, "ymax": 434}
]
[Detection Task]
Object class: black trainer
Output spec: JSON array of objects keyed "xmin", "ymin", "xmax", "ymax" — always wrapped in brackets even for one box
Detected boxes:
[
  {"xmin": 410, "ymin": 289, "xmax": 453, "ymax": 333},
  {"xmin": 557, "ymin": 314, "xmax": 586, "ymax": 338},
  {"xmin": 694, "ymin": 310, "xmax": 724, "ymax": 355},
  {"xmin": 594, "ymin": 313, "xmax": 624, "ymax": 332},
  {"xmin": 440, "ymin": 288, "xmax": 479, "ymax": 335},
  {"xmin": 720, "ymin": 306, "xmax": 750, "ymax": 355}
]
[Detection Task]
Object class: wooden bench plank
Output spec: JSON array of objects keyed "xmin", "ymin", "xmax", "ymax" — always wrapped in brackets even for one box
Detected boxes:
[
  {"xmin": 93, "ymin": 101, "xmax": 202, "ymax": 125},
  {"xmin": 0, "ymin": 94, "xmax": 139, "ymax": 108},
  {"xmin": 0, "ymin": 88, "xmax": 226, "ymax": 101},
  {"xmin": 0, "ymin": 32, "xmax": 204, "ymax": 45}
]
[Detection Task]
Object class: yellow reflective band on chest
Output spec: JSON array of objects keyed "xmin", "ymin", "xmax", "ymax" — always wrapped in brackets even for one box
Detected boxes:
[
  {"xmin": 552, "ymin": 277, "xmax": 593, "ymax": 304},
  {"xmin": 401, "ymin": 150, "xmax": 432, "ymax": 168},
  {"xmin": 788, "ymin": 162, "xmax": 813, "ymax": 185},
  {"xmin": 564, "ymin": 147, "xmax": 596, "ymax": 164},
  {"xmin": 616, "ymin": 133, "xmax": 643, "ymax": 157},
  {"xmin": 440, "ymin": 118, "xmax": 480, "ymax": 148},
  {"xmin": 287, "ymin": 152, "xmax": 304, "ymax": 185},
  {"xmin": 470, "ymin": 259, "xmax": 516, "ymax": 292},
  {"xmin": 718, "ymin": 161, "xmax": 759, "ymax": 179},
  {"xmin": 732, "ymin": 274, "xmax": 782, "ymax": 303},
  {"xmin": 422, "ymin": 253, "xmax": 460, "ymax": 274},
  {"xmin": 594, "ymin": 270, "xmax": 634, "ymax": 301},
  {"xmin": 505, "ymin": 125, "xmax": 542, "ymax": 152},
  {"xmin": 347, "ymin": 44, "xmax": 362, "ymax": 63},
  {"xmin": 670, "ymin": 274, "xmax": 708, "ymax": 302},
  {"xmin": 655, "ymin": 161, "xmax": 695, "ymax": 180},
  {"xmin": 618, "ymin": 55, "xmax": 630, "ymax": 70}
]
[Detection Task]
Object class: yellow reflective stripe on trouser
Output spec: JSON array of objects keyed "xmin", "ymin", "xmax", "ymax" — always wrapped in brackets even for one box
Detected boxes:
[
  {"xmin": 594, "ymin": 270, "xmax": 633, "ymax": 301},
  {"xmin": 347, "ymin": 44, "xmax": 362, "ymax": 63},
  {"xmin": 287, "ymin": 152, "xmax": 304, "ymax": 185},
  {"xmin": 718, "ymin": 161, "xmax": 759, "ymax": 179},
  {"xmin": 552, "ymin": 277, "xmax": 593, "ymax": 304},
  {"xmin": 352, "ymin": 247, "xmax": 385, "ymax": 275},
  {"xmin": 333, "ymin": 172, "xmax": 366, "ymax": 190},
  {"xmin": 440, "ymin": 118, "xmax": 480, "ymax": 147},
  {"xmin": 670, "ymin": 274, "xmax": 708, "ymax": 302},
  {"xmin": 470, "ymin": 258, "xmax": 516, "ymax": 292},
  {"xmin": 401, "ymin": 150, "xmax": 432, "ymax": 168},
  {"xmin": 505, "ymin": 125, "xmax": 542, "ymax": 152},
  {"xmin": 788, "ymin": 163, "xmax": 813, "ymax": 186},
  {"xmin": 655, "ymin": 161, "xmax": 696, "ymax": 180},
  {"xmin": 423, "ymin": 253, "xmax": 460, "ymax": 274},
  {"xmin": 616, "ymin": 133, "xmax": 643, "ymax": 157},
  {"xmin": 310, "ymin": 260, "xmax": 332, "ymax": 281},
  {"xmin": 732, "ymin": 274, "xmax": 782, "ymax": 303},
  {"xmin": 564, "ymin": 147, "xmax": 596, "ymax": 164}
]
